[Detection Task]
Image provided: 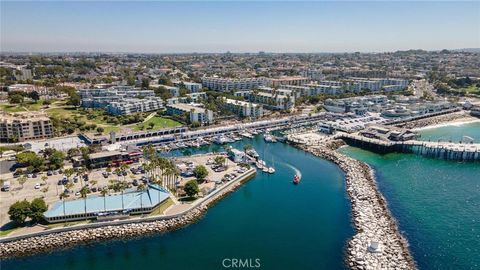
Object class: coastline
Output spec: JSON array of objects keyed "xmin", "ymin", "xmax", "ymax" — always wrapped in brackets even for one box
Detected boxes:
[
  {"xmin": 397, "ymin": 111, "xmax": 475, "ymax": 130},
  {"xmin": 412, "ymin": 117, "xmax": 480, "ymax": 131},
  {"xmin": 0, "ymin": 169, "xmax": 256, "ymax": 259},
  {"xmin": 297, "ymin": 141, "xmax": 416, "ymax": 270}
]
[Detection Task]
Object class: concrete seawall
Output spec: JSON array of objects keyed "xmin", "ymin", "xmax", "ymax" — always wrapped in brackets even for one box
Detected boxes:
[
  {"xmin": 0, "ymin": 169, "xmax": 256, "ymax": 258},
  {"xmin": 298, "ymin": 142, "xmax": 416, "ymax": 270}
]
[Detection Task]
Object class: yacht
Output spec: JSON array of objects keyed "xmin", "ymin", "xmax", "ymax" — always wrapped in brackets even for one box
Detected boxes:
[
  {"xmin": 264, "ymin": 134, "xmax": 276, "ymax": 143},
  {"xmin": 246, "ymin": 149, "xmax": 259, "ymax": 158}
]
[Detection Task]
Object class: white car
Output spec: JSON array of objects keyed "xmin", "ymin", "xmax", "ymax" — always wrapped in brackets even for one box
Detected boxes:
[{"xmin": 34, "ymin": 183, "xmax": 41, "ymax": 189}]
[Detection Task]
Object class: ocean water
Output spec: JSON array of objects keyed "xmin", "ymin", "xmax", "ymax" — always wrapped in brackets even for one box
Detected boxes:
[
  {"xmin": 2, "ymin": 137, "xmax": 354, "ymax": 270},
  {"xmin": 417, "ymin": 121, "xmax": 480, "ymax": 143},
  {"xmin": 340, "ymin": 122, "xmax": 480, "ymax": 270}
]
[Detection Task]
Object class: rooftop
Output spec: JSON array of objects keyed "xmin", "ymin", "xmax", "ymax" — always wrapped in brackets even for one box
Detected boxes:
[{"xmin": 44, "ymin": 184, "xmax": 170, "ymax": 218}]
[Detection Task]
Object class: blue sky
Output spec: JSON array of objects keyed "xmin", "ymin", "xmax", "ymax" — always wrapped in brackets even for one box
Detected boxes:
[{"xmin": 1, "ymin": 1, "xmax": 479, "ymax": 53}]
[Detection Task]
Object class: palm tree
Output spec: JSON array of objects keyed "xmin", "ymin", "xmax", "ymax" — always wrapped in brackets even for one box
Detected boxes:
[
  {"xmin": 90, "ymin": 180, "xmax": 98, "ymax": 192},
  {"xmin": 41, "ymin": 186, "xmax": 49, "ymax": 198},
  {"xmin": 80, "ymin": 186, "xmax": 88, "ymax": 220},
  {"xmin": 18, "ymin": 176, "xmax": 27, "ymax": 189},
  {"xmin": 41, "ymin": 175, "xmax": 48, "ymax": 186},
  {"xmin": 120, "ymin": 163, "xmax": 129, "ymax": 182},
  {"xmin": 59, "ymin": 193, "xmax": 68, "ymax": 225},
  {"xmin": 137, "ymin": 183, "xmax": 146, "ymax": 212},
  {"xmin": 100, "ymin": 189, "xmax": 108, "ymax": 212}
]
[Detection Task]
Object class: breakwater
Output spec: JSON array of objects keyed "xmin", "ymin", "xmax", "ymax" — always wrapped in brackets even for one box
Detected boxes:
[{"xmin": 299, "ymin": 142, "xmax": 416, "ymax": 269}]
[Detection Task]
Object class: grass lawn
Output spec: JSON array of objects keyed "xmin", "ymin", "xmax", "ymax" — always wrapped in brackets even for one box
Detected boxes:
[
  {"xmin": 133, "ymin": 116, "xmax": 182, "ymax": 131},
  {"xmin": 47, "ymin": 219, "xmax": 92, "ymax": 229},
  {"xmin": 46, "ymin": 105, "xmax": 121, "ymax": 133},
  {"xmin": 0, "ymin": 227, "xmax": 19, "ymax": 236},
  {"xmin": 0, "ymin": 104, "xmax": 27, "ymax": 113},
  {"xmin": 148, "ymin": 198, "xmax": 175, "ymax": 216}
]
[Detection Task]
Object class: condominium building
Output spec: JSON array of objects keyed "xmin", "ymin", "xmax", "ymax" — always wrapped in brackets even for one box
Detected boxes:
[
  {"xmin": 250, "ymin": 87, "xmax": 295, "ymax": 111},
  {"xmin": 323, "ymin": 95, "xmax": 388, "ymax": 114},
  {"xmin": 349, "ymin": 78, "xmax": 409, "ymax": 92},
  {"xmin": 173, "ymin": 81, "xmax": 203, "ymax": 93},
  {"xmin": 223, "ymin": 98, "xmax": 264, "ymax": 118},
  {"xmin": 202, "ymin": 77, "xmax": 267, "ymax": 92},
  {"xmin": 106, "ymin": 97, "xmax": 164, "ymax": 115},
  {"xmin": 300, "ymin": 70, "xmax": 325, "ymax": 81},
  {"xmin": 0, "ymin": 112, "xmax": 54, "ymax": 142},
  {"xmin": 166, "ymin": 104, "xmax": 214, "ymax": 125},
  {"xmin": 266, "ymin": 76, "xmax": 309, "ymax": 88}
]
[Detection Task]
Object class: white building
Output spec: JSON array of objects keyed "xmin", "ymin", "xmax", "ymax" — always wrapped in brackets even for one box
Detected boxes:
[
  {"xmin": 250, "ymin": 87, "xmax": 295, "ymax": 111},
  {"xmin": 106, "ymin": 97, "xmax": 164, "ymax": 115},
  {"xmin": 202, "ymin": 77, "xmax": 267, "ymax": 92},
  {"xmin": 223, "ymin": 98, "xmax": 264, "ymax": 118},
  {"xmin": 173, "ymin": 81, "xmax": 203, "ymax": 93},
  {"xmin": 166, "ymin": 103, "xmax": 214, "ymax": 125}
]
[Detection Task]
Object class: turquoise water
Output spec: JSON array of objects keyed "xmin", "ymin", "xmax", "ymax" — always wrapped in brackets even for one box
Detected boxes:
[
  {"xmin": 418, "ymin": 121, "xmax": 480, "ymax": 143},
  {"xmin": 3, "ymin": 137, "xmax": 354, "ymax": 270},
  {"xmin": 340, "ymin": 137, "xmax": 480, "ymax": 269}
]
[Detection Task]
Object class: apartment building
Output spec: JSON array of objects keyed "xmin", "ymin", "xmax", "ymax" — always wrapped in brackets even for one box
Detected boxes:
[
  {"xmin": 300, "ymin": 70, "xmax": 325, "ymax": 81},
  {"xmin": 250, "ymin": 87, "xmax": 295, "ymax": 111},
  {"xmin": 173, "ymin": 81, "xmax": 203, "ymax": 93},
  {"xmin": 0, "ymin": 112, "xmax": 54, "ymax": 142},
  {"xmin": 349, "ymin": 78, "xmax": 409, "ymax": 92},
  {"xmin": 201, "ymin": 77, "xmax": 267, "ymax": 92},
  {"xmin": 166, "ymin": 104, "xmax": 214, "ymax": 125},
  {"xmin": 223, "ymin": 98, "xmax": 264, "ymax": 118},
  {"xmin": 266, "ymin": 76, "xmax": 309, "ymax": 88},
  {"xmin": 106, "ymin": 97, "xmax": 164, "ymax": 115}
]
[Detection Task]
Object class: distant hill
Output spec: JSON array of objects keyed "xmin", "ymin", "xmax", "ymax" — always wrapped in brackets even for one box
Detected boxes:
[{"xmin": 452, "ymin": 48, "xmax": 480, "ymax": 53}]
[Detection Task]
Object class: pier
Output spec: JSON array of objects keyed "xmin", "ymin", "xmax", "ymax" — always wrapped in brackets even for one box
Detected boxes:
[{"xmin": 339, "ymin": 133, "xmax": 480, "ymax": 161}]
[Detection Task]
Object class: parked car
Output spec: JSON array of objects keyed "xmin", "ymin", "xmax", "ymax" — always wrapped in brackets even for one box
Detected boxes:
[
  {"xmin": 47, "ymin": 170, "xmax": 53, "ymax": 176},
  {"xmin": 34, "ymin": 183, "xmax": 41, "ymax": 189}
]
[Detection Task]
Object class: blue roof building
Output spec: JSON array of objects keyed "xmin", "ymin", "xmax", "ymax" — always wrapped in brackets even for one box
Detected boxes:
[{"xmin": 44, "ymin": 184, "xmax": 171, "ymax": 223}]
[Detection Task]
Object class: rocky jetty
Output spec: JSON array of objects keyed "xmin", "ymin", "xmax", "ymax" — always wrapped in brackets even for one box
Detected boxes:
[
  {"xmin": 300, "ymin": 142, "xmax": 416, "ymax": 270},
  {"xmin": 0, "ymin": 207, "xmax": 207, "ymax": 258}
]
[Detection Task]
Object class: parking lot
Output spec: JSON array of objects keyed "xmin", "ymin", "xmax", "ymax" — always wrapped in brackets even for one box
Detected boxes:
[{"xmin": 0, "ymin": 161, "xmax": 150, "ymax": 228}]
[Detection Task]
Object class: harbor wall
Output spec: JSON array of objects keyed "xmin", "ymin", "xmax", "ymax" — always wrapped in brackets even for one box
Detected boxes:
[{"xmin": 298, "ymin": 142, "xmax": 416, "ymax": 270}]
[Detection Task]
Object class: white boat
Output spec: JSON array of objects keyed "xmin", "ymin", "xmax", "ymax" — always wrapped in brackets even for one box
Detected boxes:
[
  {"xmin": 240, "ymin": 132, "xmax": 254, "ymax": 139},
  {"xmin": 264, "ymin": 134, "xmax": 275, "ymax": 143},
  {"xmin": 214, "ymin": 135, "xmax": 233, "ymax": 144},
  {"xmin": 255, "ymin": 162, "xmax": 264, "ymax": 169},
  {"xmin": 267, "ymin": 167, "xmax": 275, "ymax": 174},
  {"xmin": 262, "ymin": 167, "xmax": 269, "ymax": 173},
  {"xmin": 246, "ymin": 149, "xmax": 259, "ymax": 158}
]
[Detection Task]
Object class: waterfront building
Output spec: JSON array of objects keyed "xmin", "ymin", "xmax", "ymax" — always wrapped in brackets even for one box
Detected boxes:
[
  {"xmin": 223, "ymin": 98, "xmax": 264, "ymax": 118},
  {"xmin": 201, "ymin": 77, "xmax": 267, "ymax": 92},
  {"xmin": 73, "ymin": 149, "xmax": 142, "ymax": 168},
  {"xmin": 0, "ymin": 112, "xmax": 54, "ymax": 142},
  {"xmin": 166, "ymin": 103, "xmax": 214, "ymax": 125},
  {"xmin": 323, "ymin": 95, "xmax": 388, "ymax": 114},
  {"xmin": 349, "ymin": 78, "xmax": 409, "ymax": 92},
  {"xmin": 43, "ymin": 184, "xmax": 170, "ymax": 223},
  {"xmin": 106, "ymin": 97, "xmax": 164, "ymax": 115}
]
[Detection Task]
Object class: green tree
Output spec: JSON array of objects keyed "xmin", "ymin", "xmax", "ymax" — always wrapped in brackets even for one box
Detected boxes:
[
  {"xmin": 16, "ymin": 151, "xmax": 45, "ymax": 171},
  {"xmin": 8, "ymin": 200, "xmax": 31, "ymax": 225},
  {"xmin": 29, "ymin": 198, "xmax": 47, "ymax": 223},
  {"xmin": 214, "ymin": 156, "xmax": 226, "ymax": 167},
  {"xmin": 17, "ymin": 175, "xmax": 27, "ymax": 189},
  {"xmin": 48, "ymin": 150, "xmax": 65, "ymax": 170},
  {"xmin": 9, "ymin": 94, "xmax": 24, "ymax": 104},
  {"xmin": 193, "ymin": 165, "xmax": 208, "ymax": 181},
  {"xmin": 183, "ymin": 180, "xmax": 199, "ymax": 198}
]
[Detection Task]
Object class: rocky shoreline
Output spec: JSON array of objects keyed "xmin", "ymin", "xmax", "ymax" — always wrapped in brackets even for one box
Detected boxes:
[
  {"xmin": 0, "ymin": 172, "xmax": 255, "ymax": 259},
  {"xmin": 299, "ymin": 141, "xmax": 416, "ymax": 270}
]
